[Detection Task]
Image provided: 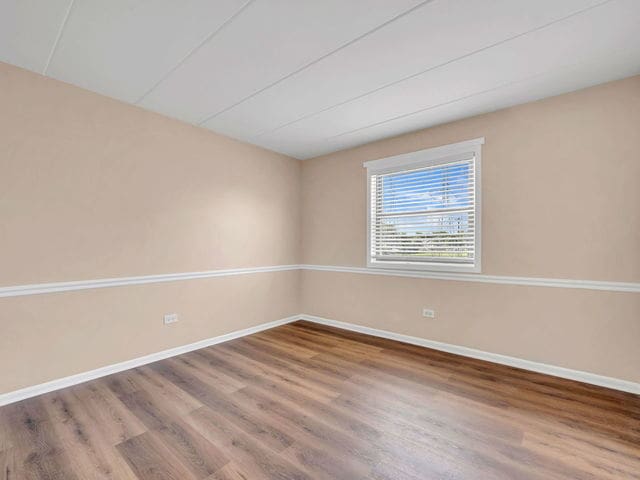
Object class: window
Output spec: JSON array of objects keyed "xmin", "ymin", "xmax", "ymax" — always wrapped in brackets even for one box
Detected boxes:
[{"xmin": 365, "ymin": 138, "xmax": 483, "ymax": 273}]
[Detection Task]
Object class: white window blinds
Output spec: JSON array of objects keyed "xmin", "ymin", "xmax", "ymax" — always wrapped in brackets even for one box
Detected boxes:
[{"xmin": 366, "ymin": 138, "xmax": 482, "ymax": 272}]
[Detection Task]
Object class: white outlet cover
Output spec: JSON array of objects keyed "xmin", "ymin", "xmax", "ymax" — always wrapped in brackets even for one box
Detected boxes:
[
  {"xmin": 163, "ymin": 313, "xmax": 179, "ymax": 325},
  {"xmin": 422, "ymin": 308, "xmax": 435, "ymax": 318}
]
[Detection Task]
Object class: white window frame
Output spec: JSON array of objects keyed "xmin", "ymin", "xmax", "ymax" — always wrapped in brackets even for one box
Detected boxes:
[{"xmin": 365, "ymin": 137, "xmax": 483, "ymax": 273}]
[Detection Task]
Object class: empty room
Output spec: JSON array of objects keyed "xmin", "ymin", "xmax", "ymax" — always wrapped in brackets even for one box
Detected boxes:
[{"xmin": 1, "ymin": 1, "xmax": 639, "ymax": 479}]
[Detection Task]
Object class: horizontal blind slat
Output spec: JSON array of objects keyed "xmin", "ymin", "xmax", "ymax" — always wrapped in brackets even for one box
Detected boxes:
[
  {"xmin": 376, "ymin": 198, "xmax": 474, "ymax": 208},
  {"xmin": 376, "ymin": 185, "xmax": 475, "ymax": 198},
  {"xmin": 375, "ymin": 208, "xmax": 474, "ymax": 217},
  {"xmin": 372, "ymin": 256, "xmax": 475, "ymax": 264},
  {"xmin": 379, "ymin": 159, "xmax": 474, "ymax": 180},
  {"xmin": 377, "ymin": 172, "xmax": 475, "ymax": 192},
  {"xmin": 373, "ymin": 233, "xmax": 475, "ymax": 238}
]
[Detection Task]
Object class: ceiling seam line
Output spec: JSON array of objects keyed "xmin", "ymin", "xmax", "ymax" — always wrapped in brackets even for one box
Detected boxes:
[
  {"xmin": 328, "ymin": 70, "xmax": 563, "ymax": 141},
  {"xmin": 42, "ymin": 0, "xmax": 75, "ymax": 75},
  {"xmin": 328, "ymin": 52, "xmax": 640, "ymax": 143},
  {"xmin": 252, "ymin": 0, "xmax": 616, "ymax": 140},
  {"xmin": 134, "ymin": 0, "xmax": 256, "ymax": 105},
  {"xmin": 196, "ymin": 0, "xmax": 436, "ymax": 126}
]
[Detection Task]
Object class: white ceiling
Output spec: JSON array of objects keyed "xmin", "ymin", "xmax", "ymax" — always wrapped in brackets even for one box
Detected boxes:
[{"xmin": 2, "ymin": 0, "xmax": 639, "ymax": 159}]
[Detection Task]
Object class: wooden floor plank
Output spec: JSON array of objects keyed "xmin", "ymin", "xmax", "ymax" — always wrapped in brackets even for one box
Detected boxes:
[
  {"xmin": 149, "ymin": 360, "xmax": 294, "ymax": 454},
  {"xmin": 0, "ymin": 320, "xmax": 638, "ymax": 479},
  {"xmin": 185, "ymin": 407, "xmax": 312, "ymax": 480},
  {"xmin": 116, "ymin": 431, "xmax": 196, "ymax": 480},
  {"xmin": 40, "ymin": 390, "xmax": 139, "ymax": 479},
  {"xmin": 71, "ymin": 380, "xmax": 147, "ymax": 445},
  {"xmin": 0, "ymin": 448, "xmax": 19, "ymax": 480},
  {"xmin": 113, "ymin": 389, "xmax": 228, "ymax": 478},
  {"xmin": 206, "ymin": 462, "xmax": 257, "ymax": 480},
  {"xmin": 0, "ymin": 399, "xmax": 81, "ymax": 480}
]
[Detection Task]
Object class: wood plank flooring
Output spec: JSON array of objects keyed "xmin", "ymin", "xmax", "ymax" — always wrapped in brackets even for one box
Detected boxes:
[{"xmin": 1, "ymin": 320, "xmax": 638, "ymax": 479}]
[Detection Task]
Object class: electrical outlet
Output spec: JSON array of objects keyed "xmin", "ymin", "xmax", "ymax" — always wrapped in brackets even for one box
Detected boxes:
[
  {"xmin": 163, "ymin": 313, "xmax": 179, "ymax": 325},
  {"xmin": 422, "ymin": 308, "xmax": 435, "ymax": 318}
]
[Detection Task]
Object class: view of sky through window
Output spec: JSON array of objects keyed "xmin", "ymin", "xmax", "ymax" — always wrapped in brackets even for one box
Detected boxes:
[{"xmin": 373, "ymin": 159, "xmax": 475, "ymax": 260}]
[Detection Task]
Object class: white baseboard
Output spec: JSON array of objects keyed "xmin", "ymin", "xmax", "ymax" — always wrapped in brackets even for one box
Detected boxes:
[
  {"xmin": 2, "ymin": 312, "xmax": 637, "ymax": 407},
  {"xmin": 0, "ymin": 315, "xmax": 299, "ymax": 407},
  {"xmin": 299, "ymin": 314, "xmax": 640, "ymax": 395}
]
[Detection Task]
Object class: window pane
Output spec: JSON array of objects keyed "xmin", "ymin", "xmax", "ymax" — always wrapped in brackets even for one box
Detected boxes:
[
  {"xmin": 379, "ymin": 162, "xmax": 473, "ymax": 214},
  {"xmin": 374, "ymin": 212, "xmax": 474, "ymax": 259},
  {"xmin": 369, "ymin": 149, "xmax": 479, "ymax": 270}
]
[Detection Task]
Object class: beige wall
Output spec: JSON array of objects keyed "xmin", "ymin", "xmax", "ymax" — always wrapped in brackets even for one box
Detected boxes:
[
  {"xmin": 0, "ymin": 62, "xmax": 301, "ymax": 394},
  {"xmin": 301, "ymin": 75, "xmax": 640, "ymax": 383},
  {"xmin": 0, "ymin": 63, "xmax": 301, "ymax": 286},
  {"xmin": 301, "ymin": 270, "xmax": 640, "ymax": 383},
  {"xmin": 302, "ymin": 75, "xmax": 640, "ymax": 281},
  {"xmin": 2, "ymin": 272, "xmax": 299, "ymax": 394},
  {"xmin": 0, "ymin": 276, "xmax": 300, "ymax": 397},
  {"xmin": 1, "ymin": 61, "xmax": 639, "ymax": 395}
]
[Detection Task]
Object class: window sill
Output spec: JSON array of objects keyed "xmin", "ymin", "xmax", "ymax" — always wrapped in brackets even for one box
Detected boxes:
[{"xmin": 367, "ymin": 259, "xmax": 481, "ymax": 274}]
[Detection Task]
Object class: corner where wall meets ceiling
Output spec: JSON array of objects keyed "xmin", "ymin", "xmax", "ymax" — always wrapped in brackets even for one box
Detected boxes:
[{"xmin": 2, "ymin": 0, "xmax": 640, "ymax": 159}]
